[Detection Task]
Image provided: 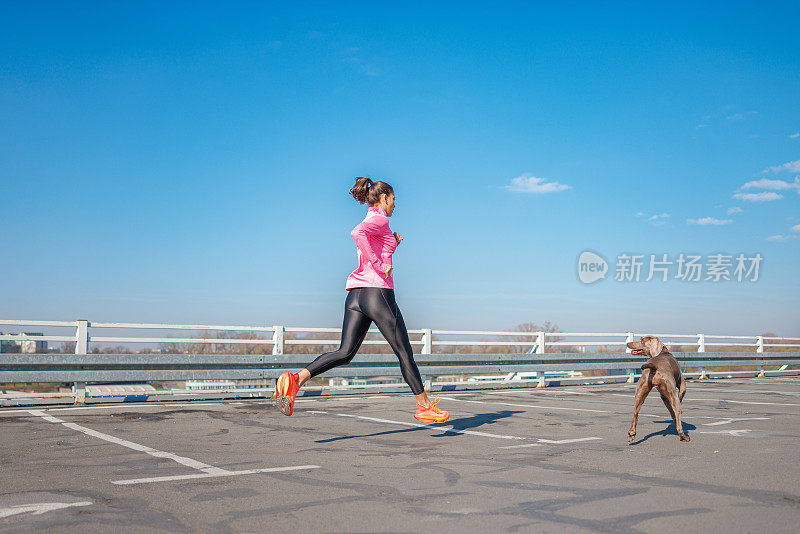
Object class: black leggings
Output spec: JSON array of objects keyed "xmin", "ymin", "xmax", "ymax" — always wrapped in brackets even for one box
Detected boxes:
[{"xmin": 304, "ymin": 287, "xmax": 425, "ymax": 395}]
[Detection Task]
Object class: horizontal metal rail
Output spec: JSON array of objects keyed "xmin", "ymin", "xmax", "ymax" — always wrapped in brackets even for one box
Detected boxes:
[
  {"xmin": 1, "ymin": 352, "xmax": 797, "ymax": 383},
  {"xmin": 1, "ymin": 320, "xmax": 798, "ymax": 357}
]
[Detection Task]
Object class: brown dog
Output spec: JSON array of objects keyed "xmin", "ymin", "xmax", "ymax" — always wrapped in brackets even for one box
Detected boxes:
[{"xmin": 627, "ymin": 335, "xmax": 689, "ymax": 443}]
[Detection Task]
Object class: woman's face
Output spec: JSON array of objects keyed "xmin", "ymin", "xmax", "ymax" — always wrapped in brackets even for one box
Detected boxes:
[{"xmin": 380, "ymin": 192, "xmax": 395, "ymax": 217}]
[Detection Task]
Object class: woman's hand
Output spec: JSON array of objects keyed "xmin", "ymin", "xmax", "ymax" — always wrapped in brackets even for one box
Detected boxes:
[
  {"xmin": 394, "ymin": 232, "xmax": 403, "ymax": 245},
  {"xmin": 384, "ymin": 264, "xmax": 393, "ymax": 278}
]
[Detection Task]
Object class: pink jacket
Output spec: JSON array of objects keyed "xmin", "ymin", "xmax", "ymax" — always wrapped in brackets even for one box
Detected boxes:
[{"xmin": 345, "ymin": 206, "xmax": 397, "ymax": 290}]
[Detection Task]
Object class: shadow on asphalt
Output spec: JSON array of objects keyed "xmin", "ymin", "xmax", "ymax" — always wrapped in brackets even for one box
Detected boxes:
[
  {"xmin": 629, "ymin": 420, "xmax": 697, "ymax": 445},
  {"xmin": 314, "ymin": 410, "xmax": 524, "ymax": 443}
]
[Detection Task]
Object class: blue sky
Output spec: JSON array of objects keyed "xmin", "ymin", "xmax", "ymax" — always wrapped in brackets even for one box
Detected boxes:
[{"xmin": 2, "ymin": 1, "xmax": 799, "ymax": 337}]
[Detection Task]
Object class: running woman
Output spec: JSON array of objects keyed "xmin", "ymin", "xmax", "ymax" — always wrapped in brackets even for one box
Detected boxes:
[{"xmin": 274, "ymin": 177, "xmax": 450, "ymax": 423}]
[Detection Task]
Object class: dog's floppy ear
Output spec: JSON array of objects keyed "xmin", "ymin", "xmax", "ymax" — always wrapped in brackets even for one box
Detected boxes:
[{"xmin": 644, "ymin": 336, "xmax": 665, "ymax": 357}]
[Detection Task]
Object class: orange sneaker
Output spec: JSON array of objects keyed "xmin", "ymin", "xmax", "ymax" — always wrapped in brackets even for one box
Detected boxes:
[
  {"xmin": 414, "ymin": 397, "xmax": 449, "ymax": 423},
  {"xmin": 275, "ymin": 371, "xmax": 300, "ymax": 416}
]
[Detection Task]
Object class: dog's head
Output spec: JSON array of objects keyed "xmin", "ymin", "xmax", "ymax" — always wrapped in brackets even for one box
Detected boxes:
[{"xmin": 627, "ymin": 335, "xmax": 666, "ymax": 358}]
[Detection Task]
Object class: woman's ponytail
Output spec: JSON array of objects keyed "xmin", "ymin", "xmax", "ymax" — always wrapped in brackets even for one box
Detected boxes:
[
  {"xmin": 350, "ymin": 176, "xmax": 373, "ymax": 204},
  {"xmin": 350, "ymin": 176, "xmax": 393, "ymax": 205}
]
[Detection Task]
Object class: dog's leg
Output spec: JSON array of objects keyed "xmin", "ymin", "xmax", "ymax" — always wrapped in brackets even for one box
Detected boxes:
[
  {"xmin": 660, "ymin": 392, "xmax": 676, "ymax": 422},
  {"xmin": 628, "ymin": 372, "xmax": 651, "ymax": 443},
  {"xmin": 668, "ymin": 388, "xmax": 690, "ymax": 442},
  {"xmin": 678, "ymin": 375, "xmax": 686, "ymax": 402}
]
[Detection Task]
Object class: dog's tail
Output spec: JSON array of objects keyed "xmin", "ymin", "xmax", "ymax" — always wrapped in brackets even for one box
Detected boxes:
[{"xmin": 641, "ymin": 362, "xmax": 658, "ymax": 371}]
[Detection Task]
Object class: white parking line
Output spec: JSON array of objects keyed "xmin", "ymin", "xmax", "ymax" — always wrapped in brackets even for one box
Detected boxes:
[
  {"xmin": 687, "ymin": 388, "xmax": 800, "ymax": 397},
  {"xmin": 48, "ymin": 402, "xmax": 224, "ymax": 411},
  {"xmin": 112, "ymin": 465, "xmax": 321, "ymax": 485},
  {"xmin": 309, "ymin": 410, "xmax": 528, "ymax": 440},
  {"xmin": 0, "ymin": 501, "xmax": 93, "ymax": 519},
  {"xmin": 306, "ymin": 410, "xmax": 601, "ymax": 446},
  {"xmin": 26, "ymin": 409, "xmax": 320, "ymax": 484},
  {"xmin": 696, "ymin": 398, "xmax": 800, "ymax": 407},
  {"xmin": 500, "ymin": 437, "xmax": 601, "ymax": 449},
  {"xmin": 437, "ymin": 393, "xmax": 768, "ymax": 427},
  {"xmin": 438, "ymin": 396, "xmax": 611, "ymax": 414},
  {"xmin": 1, "ymin": 403, "xmax": 224, "ymax": 415},
  {"xmin": 612, "ymin": 393, "xmax": 800, "ymax": 407},
  {"xmin": 702, "ymin": 417, "xmax": 769, "ymax": 426},
  {"xmin": 28, "ymin": 410, "xmax": 226, "ymax": 474},
  {"xmin": 538, "ymin": 437, "xmax": 603, "ymax": 444},
  {"xmin": 693, "ymin": 429, "xmax": 753, "ymax": 436}
]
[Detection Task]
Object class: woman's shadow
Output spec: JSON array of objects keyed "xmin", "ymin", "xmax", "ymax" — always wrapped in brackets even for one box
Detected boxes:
[
  {"xmin": 315, "ymin": 410, "xmax": 523, "ymax": 443},
  {"xmin": 629, "ymin": 420, "xmax": 696, "ymax": 445}
]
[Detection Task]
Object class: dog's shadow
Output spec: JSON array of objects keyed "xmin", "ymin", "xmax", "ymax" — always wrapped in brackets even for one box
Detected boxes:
[{"xmin": 629, "ymin": 420, "xmax": 697, "ymax": 445}]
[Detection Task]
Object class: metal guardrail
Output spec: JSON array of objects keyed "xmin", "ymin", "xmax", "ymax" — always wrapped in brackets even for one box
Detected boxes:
[
  {"xmin": 2, "ymin": 352, "xmax": 798, "ymax": 383},
  {"xmin": 2, "ymin": 319, "xmax": 799, "ymax": 354},
  {"xmin": 2, "ymin": 319, "xmax": 798, "ymax": 405}
]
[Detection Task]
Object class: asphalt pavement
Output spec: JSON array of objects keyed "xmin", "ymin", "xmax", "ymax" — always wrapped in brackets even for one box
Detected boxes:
[{"xmin": 1, "ymin": 377, "xmax": 799, "ymax": 533}]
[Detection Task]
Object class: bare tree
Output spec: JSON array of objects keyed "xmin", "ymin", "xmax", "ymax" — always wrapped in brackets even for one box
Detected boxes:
[
  {"xmin": 283, "ymin": 331, "xmax": 338, "ymax": 355},
  {"xmin": 429, "ymin": 320, "xmax": 567, "ymax": 354},
  {"xmin": 90, "ymin": 345, "xmax": 128, "ymax": 354},
  {"xmin": 511, "ymin": 321, "xmax": 578, "ymax": 353}
]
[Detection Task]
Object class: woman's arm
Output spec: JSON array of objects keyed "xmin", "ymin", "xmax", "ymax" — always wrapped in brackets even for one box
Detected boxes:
[{"xmin": 351, "ymin": 217, "xmax": 391, "ymax": 277}]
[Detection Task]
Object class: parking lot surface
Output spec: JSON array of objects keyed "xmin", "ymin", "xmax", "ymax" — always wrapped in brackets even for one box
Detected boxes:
[{"xmin": 1, "ymin": 377, "xmax": 799, "ymax": 533}]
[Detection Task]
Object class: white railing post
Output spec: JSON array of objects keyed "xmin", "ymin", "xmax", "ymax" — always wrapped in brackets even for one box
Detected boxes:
[
  {"xmin": 697, "ymin": 333, "xmax": 707, "ymax": 379},
  {"xmin": 536, "ymin": 332, "xmax": 545, "ymax": 354},
  {"xmin": 422, "ymin": 329, "xmax": 432, "ymax": 354},
  {"xmin": 272, "ymin": 325, "xmax": 284, "ymax": 355},
  {"xmin": 75, "ymin": 320, "xmax": 89, "ymax": 354},
  {"xmin": 420, "ymin": 329, "xmax": 432, "ymax": 388},
  {"xmin": 625, "ymin": 332, "xmax": 635, "ymax": 382},
  {"xmin": 756, "ymin": 335, "xmax": 765, "ymax": 376},
  {"xmin": 531, "ymin": 331, "xmax": 547, "ymax": 385},
  {"xmin": 73, "ymin": 320, "xmax": 89, "ymax": 405}
]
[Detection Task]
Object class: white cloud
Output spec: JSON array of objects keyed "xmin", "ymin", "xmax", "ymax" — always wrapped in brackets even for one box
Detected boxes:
[
  {"xmin": 727, "ymin": 207, "xmax": 743, "ymax": 215},
  {"xmin": 732, "ymin": 192, "xmax": 783, "ymax": 202},
  {"xmin": 505, "ymin": 174, "xmax": 572, "ymax": 194},
  {"xmin": 687, "ymin": 217, "xmax": 733, "ymax": 226},
  {"xmin": 790, "ymin": 133, "xmax": 800, "ymax": 139},
  {"xmin": 726, "ymin": 111, "xmax": 758, "ymax": 121},
  {"xmin": 766, "ymin": 234, "xmax": 789, "ymax": 241},
  {"xmin": 635, "ymin": 212, "xmax": 644, "ymax": 217},
  {"xmin": 739, "ymin": 177, "xmax": 800, "ymax": 191},
  {"xmin": 766, "ymin": 224, "xmax": 800, "ymax": 242},
  {"xmin": 762, "ymin": 159, "xmax": 800, "ymax": 174},
  {"xmin": 647, "ymin": 213, "xmax": 670, "ymax": 226}
]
